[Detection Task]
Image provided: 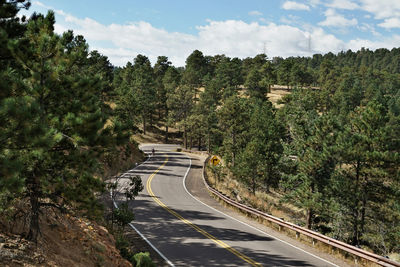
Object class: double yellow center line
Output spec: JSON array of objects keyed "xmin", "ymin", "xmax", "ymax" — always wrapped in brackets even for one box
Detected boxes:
[{"xmin": 146, "ymin": 154, "xmax": 261, "ymax": 266}]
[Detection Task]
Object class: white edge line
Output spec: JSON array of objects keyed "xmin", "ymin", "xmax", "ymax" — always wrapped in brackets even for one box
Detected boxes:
[
  {"xmin": 112, "ymin": 149, "xmax": 175, "ymax": 267},
  {"xmin": 180, "ymin": 152, "xmax": 339, "ymax": 267}
]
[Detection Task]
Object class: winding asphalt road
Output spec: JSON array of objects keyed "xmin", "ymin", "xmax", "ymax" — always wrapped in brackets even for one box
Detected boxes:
[{"xmin": 116, "ymin": 144, "xmax": 341, "ymax": 267}]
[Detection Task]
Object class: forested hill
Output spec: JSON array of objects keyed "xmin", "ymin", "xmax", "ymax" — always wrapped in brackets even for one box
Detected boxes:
[
  {"xmin": 1, "ymin": 0, "xmax": 399, "ymax": 263},
  {"xmin": 110, "ymin": 37, "xmax": 400, "ymax": 259}
]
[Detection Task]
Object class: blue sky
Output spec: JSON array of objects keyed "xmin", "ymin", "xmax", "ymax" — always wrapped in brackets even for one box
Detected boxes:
[{"xmin": 21, "ymin": 0, "xmax": 400, "ymax": 66}]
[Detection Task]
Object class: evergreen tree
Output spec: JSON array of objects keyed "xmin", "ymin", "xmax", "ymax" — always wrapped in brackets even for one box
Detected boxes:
[
  {"xmin": 132, "ymin": 54, "xmax": 155, "ymax": 134},
  {"xmin": 333, "ymin": 101, "xmax": 399, "ymax": 246},
  {"xmin": 218, "ymin": 96, "xmax": 250, "ymax": 167},
  {"xmin": 234, "ymin": 100, "xmax": 284, "ymax": 194},
  {"xmin": 163, "ymin": 66, "xmax": 181, "ymax": 142},
  {"xmin": 154, "ymin": 56, "xmax": 171, "ymax": 124},
  {"xmin": 0, "ymin": 0, "xmax": 31, "ymax": 212},
  {"xmin": 3, "ymin": 11, "xmax": 123, "ymax": 241}
]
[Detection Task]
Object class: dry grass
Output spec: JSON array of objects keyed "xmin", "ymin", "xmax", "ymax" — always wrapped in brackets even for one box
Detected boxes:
[
  {"xmin": 267, "ymin": 89, "xmax": 291, "ymax": 108},
  {"xmin": 205, "ymin": 164, "xmax": 393, "ymax": 267},
  {"xmin": 205, "ymin": 165, "xmax": 304, "ymax": 223},
  {"xmin": 133, "ymin": 124, "xmax": 182, "ymax": 145}
]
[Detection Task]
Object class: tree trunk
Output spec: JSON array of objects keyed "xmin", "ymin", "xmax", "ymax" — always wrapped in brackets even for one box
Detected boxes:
[
  {"xmin": 198, "ymin": 137, "xmax": 201, "ymax": 151},
  {"xmin": 27, "ymin": 181, "xmax": 40, "ymax": 242},
  {"xmin": 264, "ymin": 169, "xmax": 271, "ymax": 193},
  {"xmin": 306, "ymin": 182, "xmax": 316, "ymax": 229},
  {"xmin": 306, "ymin": 208, "xmax": 313, "ymax": 229},
  {"xmin": 165, "ymin": 108, "xmax": 169, "ymax": 143},
  {"xmin": 207, "ymin": 131, "xmax": 210, "ymax": 153},
  {"xmin": 352, "ymin": 160, "xmax": 361, "ymax": 245},
  {"xmin": 165, "ymin": 125, "xmax": 168, "ymax": 143},
  {"xmin": 360, "ymin": 186, "xmax": 367, "ymax": 236},
  {"xmin": 190, "ymin": 135, "xmax": 193, "ymax": 150},
  {"xmin": 352, "ymin": 208, "xmax": 359, "ymax": 245},
  {"xmin": 184, "ymin": 124, "xmax": 187, "ymax": 149},
  {"xmin": 143, "ymin": 115, "xmax": 146, "ymax": 135},
  {"xmin": 232, "ymin": 132, "xmax": 236, "ymax": 167}
]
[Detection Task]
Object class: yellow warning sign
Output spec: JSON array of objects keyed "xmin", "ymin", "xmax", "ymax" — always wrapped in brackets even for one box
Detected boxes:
[{"xmin": 210, "ymin": 155, "xmax": 220, "ymax": 166}]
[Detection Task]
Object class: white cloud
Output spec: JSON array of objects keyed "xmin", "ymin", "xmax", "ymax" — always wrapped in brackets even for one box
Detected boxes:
[
  {"xmin": 51, "ymin": 9, "xmax": 349, "ymax": 66},
  {"xmin": 326, "ymin": 0, "xmax": 359, "ymax": 10},
  {"xmin": 359, "ymin": 0, "xmax": 400, "ymax": 19},
  {"xmin": 347, "ymin": 35, "xmax": 400, "ymax": 51},
  {"xmin": 28, "ymin": 2, "xmax": 399, "ymax": 67},
  {"xmin": 310, "ymin": 27, "xmax": 345, "ymax": 52},
  {"xmin": 32, "ymin": 1, "xmax": 48, "ymax": 8},
  {"xmin": 359, "ymin": 23, "xmax": 381, "ymax": 36},
  {"xmin": 249, "ymin": 10, "xmax": 262, "ymax": 16},
  {"xmin": 378, "ymin": 17, "xmax": 400, "ymax": 28},
  {"xmin": 319, "ymin": 8, "xmax": 358, "ymax": 27},
  {"xmin": 282, "ymin": 1, "xmax": 311, "ymax": 11},
  {"xmin": 280, "ymin": 15, "xmax": 301, "ymax": 25},
  {"xmin": 308, "ymin": 0, "xmax": 322, "ymax": 7}
]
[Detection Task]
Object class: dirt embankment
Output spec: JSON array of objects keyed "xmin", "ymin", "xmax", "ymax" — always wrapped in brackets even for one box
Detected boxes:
[
  {"xmin": 0, "ymin": 205, "xmax": 131, "ymax": 267},
  {"xmin": 0, "ymin": 142, "xmax": 146, "ymax": 267}
]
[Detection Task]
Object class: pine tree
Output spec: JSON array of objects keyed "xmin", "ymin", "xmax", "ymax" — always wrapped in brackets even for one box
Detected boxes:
[
  {"xmin": 4, "ymin": 11, "xmax": 121, "ymax": 241},
  {"xmin": 132, "ymin": 55, "xmax": 156, "ymax": 134},
  {"xmin": 163, "ymin": 66, "xmax": 181, "ymax": 142},
  {"xmin": 154, "ymin": 56, "xmax": 171, "ymax": 140},
  {"xmin": 218, "ymin": 96, "xmax": 250, "ymax": 167},
  {"xmin": 234, "ymin": 99, "xmax": 283, "ymax": 194},
  {"xmin": 0, "ymin": 0, "xmax": 31, "ymax": 212},
  {"xmin": 333, "ymin": 101, "xmax": 399, "ymax": 246}
]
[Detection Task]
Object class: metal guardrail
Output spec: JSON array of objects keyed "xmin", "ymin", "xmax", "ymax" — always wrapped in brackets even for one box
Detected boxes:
[{"xmin": 202, "ymin": 157, "xmax": 400, "ymax": 267}]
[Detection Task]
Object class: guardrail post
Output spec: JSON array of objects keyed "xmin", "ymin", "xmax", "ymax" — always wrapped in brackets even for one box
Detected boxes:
[
  {"xmin": 295, "ymin": 232, "xmax": 300, "ymax": 239},
  {"xmin": 312, "ymin": 238, "xmax": 315, "ymax": 247}
]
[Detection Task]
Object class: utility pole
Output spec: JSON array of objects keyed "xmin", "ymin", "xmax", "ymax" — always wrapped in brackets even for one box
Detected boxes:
[
  {"xmin": 262, "ymin": 41, "xmax": 271, "ymax": 56},
  {"xmin": 263, "ymin": 41, "xmax": 267, "ymax": 55}
]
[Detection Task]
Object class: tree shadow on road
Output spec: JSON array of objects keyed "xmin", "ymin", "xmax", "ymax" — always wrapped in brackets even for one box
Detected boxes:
[{"xmin": 129, "ymin": 198, "xmax": 322, "ymax": 267}]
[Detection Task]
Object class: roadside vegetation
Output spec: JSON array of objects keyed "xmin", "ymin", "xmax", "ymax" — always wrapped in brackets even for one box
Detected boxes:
[
  {"xmin": 113, "ymin": 45, "xmax": 400, "ymax": 260},
  {"xmin": 1, "ymin": 0, "xmax": 399, "ymax": 264}
]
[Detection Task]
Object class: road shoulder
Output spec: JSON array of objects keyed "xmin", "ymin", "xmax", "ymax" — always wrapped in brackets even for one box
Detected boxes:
[{"xmin": 184, "ymin": 152, "xmax": 352, "ymax": 267}]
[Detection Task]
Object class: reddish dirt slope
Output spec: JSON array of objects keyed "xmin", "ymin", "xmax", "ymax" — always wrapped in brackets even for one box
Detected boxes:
[{"xmin": 0, "ymin": 207, "xmax": 131, "ymax": 267}]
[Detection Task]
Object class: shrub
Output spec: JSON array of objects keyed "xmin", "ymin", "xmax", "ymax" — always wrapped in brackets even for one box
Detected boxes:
[{"xmin": 130, "ymin": 252, "xmax": 155, "ymax": 267}]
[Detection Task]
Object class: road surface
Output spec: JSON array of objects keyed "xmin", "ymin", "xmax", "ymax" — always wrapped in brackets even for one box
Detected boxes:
[{"xmin": 116, "ymin": 144, "xmax": 341, "ymax": 267}]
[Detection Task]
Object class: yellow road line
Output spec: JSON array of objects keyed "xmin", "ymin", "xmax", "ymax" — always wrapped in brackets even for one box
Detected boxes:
[{"xmin": 146, "ymin": 154, "xmax": 261, "ymax": 267}]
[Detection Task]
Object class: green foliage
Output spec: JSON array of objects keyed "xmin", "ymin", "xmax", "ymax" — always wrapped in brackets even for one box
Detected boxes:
[
  {"xmin": 2, "ymin": 4, "xmax": 400, "ymax": 255},
  {"xmin": 182, "ymin": 50, "xmax": 208, "ymax": 88},
  {"xmin": 0, "ymin": 6, "xmax": 130, "ymax": 242},
  {"xmin": 113, "ymin": 202, "xmax": 134, "ymax": 227},
  {"xmin": 244, "ymin": 68, "xmax": 269, "ymax": 99},
  {"xmin": 218, "ymin": 96, "xmax": 250, "ymax": 166},
  {"xmin": 115, "ymin": 234, "xmax": 131, "ymax": 259},
  {"xmin": 332, "ymin": 101, "xmax": 399, "ymax": 246},
  {"xmin": 234, "ymin": 99, "xmax": 284, "ymax": 193},
  {"xmin": 131, "ymin": 252, "xmax": 155, "ymax": 267},
  {"xmin": 124, "ymin": 175, "xmax": 144, "ymax": 201},
  {"xmin": 116, "ymin": 235, "xmax": 155, "ymax": 266}
]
